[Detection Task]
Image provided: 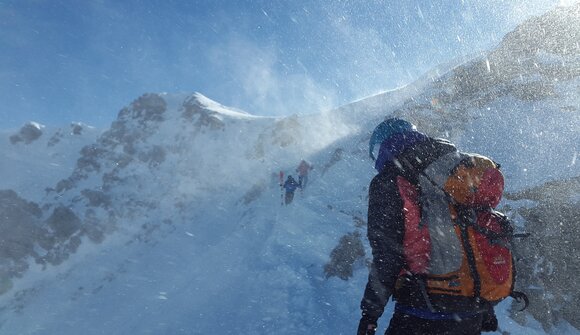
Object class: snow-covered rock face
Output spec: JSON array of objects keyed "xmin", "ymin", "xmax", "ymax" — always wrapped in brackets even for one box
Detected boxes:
[
  {"xmin": 0, "ymin": 4, "xmax": 578, "ymax": 334},
  {"xmin": 444, "ymin": 4, "xmax": 579, "ymax": 108},
  {"xmin": 0, "ymin": 122, "xmax": 101, "ymax": 202},
  {"xmin": 9, "ymin": 122, "xmax": 44, "ymax": 144},
  {"xmin": 14, "ymin": 92, "xmax": 334, "ymax": 283},
  {"xmin": 9, "ymin": 122, "xmax": 91, "ymax": 146},
  {"xmin": 0, "ymin": 190, "xmax": 45, "ymax": 274},
  {"xmin": 496, "ymin": 4, "xmax": 579, "ymax": 58},
  {"xmin": 385, "ymin": 4, "xmax": 579, "ymax": 192},
  {"xmin": 505, "ymin": 177, "xmax": 580, "ymax": 330}
]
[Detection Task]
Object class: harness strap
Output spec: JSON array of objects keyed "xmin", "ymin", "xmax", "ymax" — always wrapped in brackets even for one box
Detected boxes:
[{"xmin": 417, "ymin": 278, "xmax": 436, "ymax": 313}]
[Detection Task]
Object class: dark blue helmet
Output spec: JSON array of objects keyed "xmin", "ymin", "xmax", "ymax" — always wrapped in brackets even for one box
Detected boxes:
[{"xmin": 369, "ymin": 118, "xmax": 416, "ymax": 161}]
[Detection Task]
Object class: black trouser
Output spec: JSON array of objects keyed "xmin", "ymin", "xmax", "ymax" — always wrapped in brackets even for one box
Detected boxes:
[
  {"xmin": 385, "ymin": 311, "xmax": 483, "ymax": 335},
  {"xmin": 285, "ymin": 192, "xmax": 295, "ymax": 205}
]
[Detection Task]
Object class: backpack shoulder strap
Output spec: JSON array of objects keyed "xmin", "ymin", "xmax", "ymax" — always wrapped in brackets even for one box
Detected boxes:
[{"xmin": 422, "ymin": 151, "xmax": 468, "ymax": 190}]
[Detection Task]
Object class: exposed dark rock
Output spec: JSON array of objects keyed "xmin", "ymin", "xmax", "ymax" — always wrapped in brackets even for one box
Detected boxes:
[
  {"xmin": 9, "ymin": 122, "xmax": 43, "ymax": 144},
  {"xmin": 181, "ymin": 95, "xmax": 226, "ymax": 131},
  {"xmin": 47, "ymin": 129, "xmax": 64, "ymax": 147},
  {"xmin": 321, "ymin": 148, "xmax": 344, "ymax": 176},
  {"xmin": 71, "ymin": 123, "xmax": 83, "ymax": 135},
  {"xmin": 241, "ymin": 181, "xmax": 267, "ymax": 205},
  {"xmin": 138, "ymin": 145, "xmax": 166, "ymax": 167},
  {"xmin": 506, "ymin": 176, "xmax": 580, "ymax": 330},
  {"xmin": 324, "ymin": 231, "xmax": 365, "ymax": 280},
  {"xmin": 78, "ymin": 145, "xmax": 105, "ymax": 173},
  {"xmin": 55, "ymin": 178, "xmax": 76, "ymax": 193},
  {"xmin": 81, "ymin": 189, "xmax": 111, "ymax": 208},
  {"xmin": 0, "ymin": 190, "xmax": 49, "ymax": 276},
  {"xmin": 123, "ymin": 93, "xmax": 167, "ymax": 123},
  {"xmin": 46, "ymin": 206, "xmax": 82, "ymax": 241}
]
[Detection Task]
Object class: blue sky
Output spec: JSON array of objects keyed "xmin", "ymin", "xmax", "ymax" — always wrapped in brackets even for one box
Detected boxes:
[{"xmin": 0, "ymin": 0, "xmax": 570, "ymax": 129}]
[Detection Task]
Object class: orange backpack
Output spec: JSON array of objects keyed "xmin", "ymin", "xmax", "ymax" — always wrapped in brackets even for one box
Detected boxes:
[{"xmin": 397, "ymin": 152, "xmax": 527, "ymax": 310}]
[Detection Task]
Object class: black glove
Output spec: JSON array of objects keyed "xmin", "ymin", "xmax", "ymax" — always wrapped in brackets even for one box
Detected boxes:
[
  {"xmin": 481, "ymin": 307, "xmax": 498, "ymax": 332},
  {"xmin": 357, "ymin": 315, "xmax": 377, "ymax": 335}
]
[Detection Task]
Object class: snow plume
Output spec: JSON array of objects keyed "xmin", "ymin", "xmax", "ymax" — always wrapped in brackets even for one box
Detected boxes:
[
  {"xmin": 206, "ymin": 36, "xmax": 339, "ymax": 117},
  {"xmin": 326, "ymin": 12, "xmax": 412, "ymax": 94}
]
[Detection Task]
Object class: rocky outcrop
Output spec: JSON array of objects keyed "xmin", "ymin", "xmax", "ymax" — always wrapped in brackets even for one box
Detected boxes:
[
  {"xmin": 448, "ymin": 3, "xmax": 579, "ymax": 105},
  {"xmin": 324, "ymin": 231, "xmax": 365, "ymax": 280},
  {"xmin": 0, "ymin": 190, "xmax": 48, "ymax": 277},
  {"xmin": 505, "ymin": 176, "xmax": 580, "ymax": 330},
  {"xmin": 181, "ymin": 95, "xmax": 225, "ymax": 131},
  {"xmin": 9, "ymin": 122, "xmax": 43, "ymax": 145}
]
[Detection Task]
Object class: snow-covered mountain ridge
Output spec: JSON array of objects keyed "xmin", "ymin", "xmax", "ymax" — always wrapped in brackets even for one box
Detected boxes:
[
  {"xmin": 0, "ymin": 4, "xmax": 578, "ymax": 334},
  {"xmin": 0, "ymin": 122, "xmax": 102, "ymax": 202}
]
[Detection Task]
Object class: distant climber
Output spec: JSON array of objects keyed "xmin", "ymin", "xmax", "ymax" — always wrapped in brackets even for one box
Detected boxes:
[
  {"xmin": 283, "ymin": 175, "xmax": 300, "ymax": 205},
  {"xmin": 296, "ymin": 160, "xmax": 313, "ymax": 189}
]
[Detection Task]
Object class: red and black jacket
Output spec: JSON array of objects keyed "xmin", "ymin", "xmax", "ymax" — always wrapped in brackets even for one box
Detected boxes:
[{"xmin": 360, "ymin": 136, "xmax": 456, "ymax": 321}]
